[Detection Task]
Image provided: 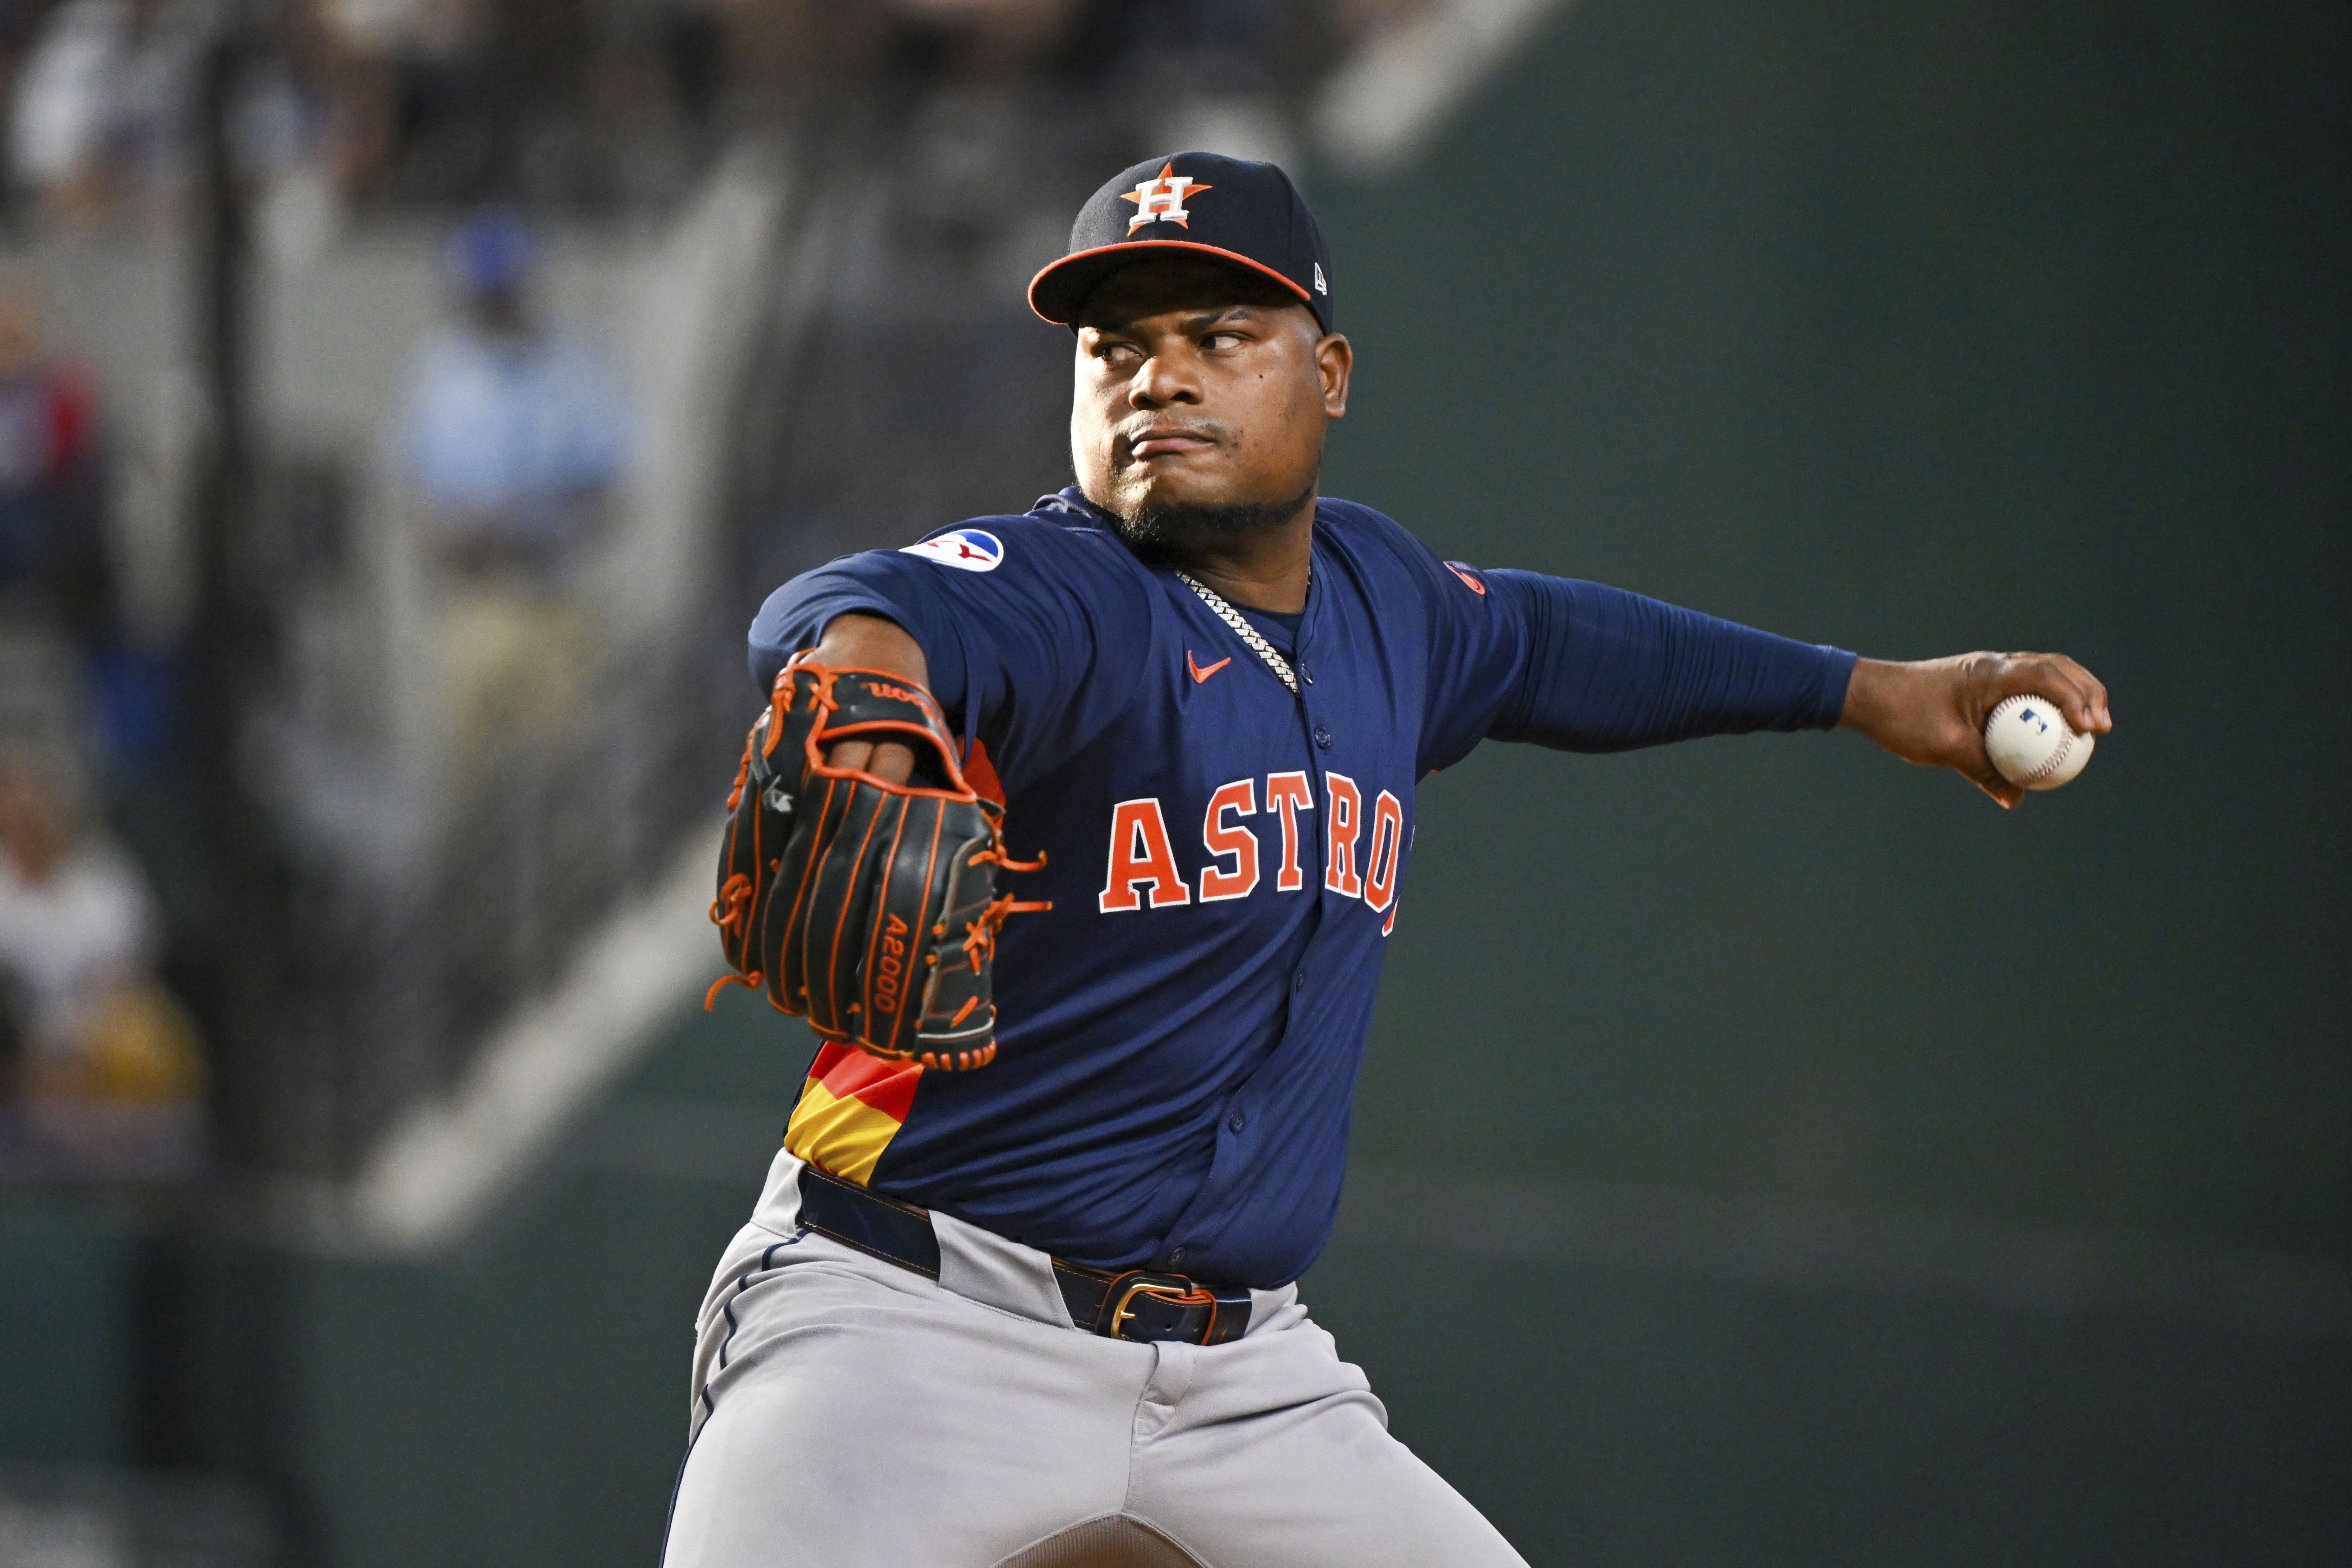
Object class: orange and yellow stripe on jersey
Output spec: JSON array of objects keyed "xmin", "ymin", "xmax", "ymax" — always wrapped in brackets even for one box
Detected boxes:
[
  {"xmin": 774, "ymin": 741, "xmax": 996, "ymax": 1186},
  {"xmin": 784, "ymin": 1044, "xmax": 922, "ymax": 1185}
]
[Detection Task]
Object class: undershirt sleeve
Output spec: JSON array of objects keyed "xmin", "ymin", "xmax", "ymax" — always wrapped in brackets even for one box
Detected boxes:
[{"xmin": 1480, "ymin": 569, "xmax": 1855, "ymax": 752}]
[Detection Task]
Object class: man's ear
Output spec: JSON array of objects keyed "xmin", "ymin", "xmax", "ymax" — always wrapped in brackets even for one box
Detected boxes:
[{"xmin": 1316, "ymin": 333, "xmax": 1352, "ymax": 418}]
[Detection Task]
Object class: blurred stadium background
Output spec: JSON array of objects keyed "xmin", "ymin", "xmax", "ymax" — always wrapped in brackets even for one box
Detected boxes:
[{"xmin": 0, "ymin": 0, "xmax": 2343, "ymax": 1563}]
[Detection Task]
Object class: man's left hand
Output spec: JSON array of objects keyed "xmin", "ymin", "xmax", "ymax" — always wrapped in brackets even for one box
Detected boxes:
[{"xmin": 1840, "ymin": 652, "xmax": 2112, "ymax": 807}]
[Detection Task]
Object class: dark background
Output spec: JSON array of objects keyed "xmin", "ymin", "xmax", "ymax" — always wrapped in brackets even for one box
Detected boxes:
[
  {"xmin": 1328, "ymin": 0, "xmax": 2347, "ymax": 1263},
  {"xmin": 3, "ymin": 0, "xmax": 2345, "ymax": 1563},
  {"xmin": 1314, "ymin": 4, "xmax": 2350, "ymax": 1558}
]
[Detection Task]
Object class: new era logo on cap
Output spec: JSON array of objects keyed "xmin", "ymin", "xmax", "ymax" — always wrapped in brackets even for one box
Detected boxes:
[{"xmin": 1030, "ymin": 152, "xmax": 1337, "ymax": 335}]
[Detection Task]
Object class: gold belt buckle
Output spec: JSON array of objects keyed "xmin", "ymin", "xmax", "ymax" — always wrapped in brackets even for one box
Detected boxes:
[{"xmin": 1104, "ymin": 1271, "xmax": 1217, "ymax": 1341}]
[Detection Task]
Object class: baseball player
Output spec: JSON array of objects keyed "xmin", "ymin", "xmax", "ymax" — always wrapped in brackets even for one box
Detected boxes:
[{"xmin": 666, "ymin": 153, "xmax": 2111, "ymax": 1567}]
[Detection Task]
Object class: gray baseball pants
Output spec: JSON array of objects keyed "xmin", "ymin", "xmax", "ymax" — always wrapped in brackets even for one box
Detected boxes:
[{"xmin": 660, "ymin": 1151, "xmax": 1528, "ymax": 1568}]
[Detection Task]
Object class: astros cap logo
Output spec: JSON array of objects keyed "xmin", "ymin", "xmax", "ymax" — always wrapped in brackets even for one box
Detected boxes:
[{"xmin": 1122, "ymin": 163, "xmax": 1213, "ymax": 234}]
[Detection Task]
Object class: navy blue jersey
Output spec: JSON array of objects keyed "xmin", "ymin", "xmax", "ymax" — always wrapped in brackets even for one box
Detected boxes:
[{"xmin": 747, "ymin": 488, "xmax": 1853, "ymax": 1287}]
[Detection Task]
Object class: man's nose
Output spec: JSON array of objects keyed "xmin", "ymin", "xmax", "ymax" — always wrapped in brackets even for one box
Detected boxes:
[{"xmin": 1127, "ymin": 349, "xmax": 1201, "ymax": 408}]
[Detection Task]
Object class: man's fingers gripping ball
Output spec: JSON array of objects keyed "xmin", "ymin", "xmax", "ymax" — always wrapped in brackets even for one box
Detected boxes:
[
  {"xmin": 708, "ymin": 656, "xmax": 1049, "ymax": 1070},
  {"xmin": 1979, "ymin": 651, "xmax": 2109, "ymax": 737}
]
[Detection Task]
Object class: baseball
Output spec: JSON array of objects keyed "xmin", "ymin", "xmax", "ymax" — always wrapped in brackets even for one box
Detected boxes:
[{"xmin": 1984, "ymin": 693, "xmax": 2094, "ymax": 790}]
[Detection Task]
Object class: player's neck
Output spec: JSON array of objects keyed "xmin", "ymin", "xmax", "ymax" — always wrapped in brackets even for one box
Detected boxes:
[{"xmin": 1163, "ymin": 499, "xmax": 1316, "ymax": 615}]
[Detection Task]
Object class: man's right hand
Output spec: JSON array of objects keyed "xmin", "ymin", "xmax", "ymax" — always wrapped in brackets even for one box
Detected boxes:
[{"xmin": 1839, "ymin": 651, "xmax": 2111, "ymax": 807}]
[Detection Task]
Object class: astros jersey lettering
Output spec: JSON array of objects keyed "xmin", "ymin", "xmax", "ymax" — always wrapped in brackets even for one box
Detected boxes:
[{"xmin": 750, "ymin": 487, "xmax": 1854, "ymax": 1287}]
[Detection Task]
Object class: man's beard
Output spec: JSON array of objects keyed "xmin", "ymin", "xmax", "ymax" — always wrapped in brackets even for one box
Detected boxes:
[{"xmin": 1110, "ymin": 482, "xmax": 1319, "ymax": 566}]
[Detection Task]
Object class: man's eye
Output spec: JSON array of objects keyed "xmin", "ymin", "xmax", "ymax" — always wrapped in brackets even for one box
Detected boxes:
[
  {"xmin": 1098, "ymin": 342, "xmax": 1141, "ymax": 364},
  {"xmin": 1202, "ymin": 332, "xmax": 1243, "ymax": 351}
]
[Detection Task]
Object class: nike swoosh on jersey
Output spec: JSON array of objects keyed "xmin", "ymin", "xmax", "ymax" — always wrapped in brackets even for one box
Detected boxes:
[{"xmin": 1187, "ymin": 651, "xmax": 1233, "ymax": 684}]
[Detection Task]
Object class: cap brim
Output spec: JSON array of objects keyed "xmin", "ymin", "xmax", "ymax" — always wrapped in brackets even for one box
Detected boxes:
[{"xmin": 1029, "ymin": 240, "xmax": 1317, "ymax": 326}]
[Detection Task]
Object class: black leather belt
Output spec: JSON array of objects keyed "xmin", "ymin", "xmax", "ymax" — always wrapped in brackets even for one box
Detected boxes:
[{"xmin": 795, "ymin": 1165, "xmax": 1251, "ymax": 1347}]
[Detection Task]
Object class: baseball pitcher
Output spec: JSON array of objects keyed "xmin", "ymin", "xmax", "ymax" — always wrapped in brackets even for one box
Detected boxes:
[{"xmin": 664, "ymin": 154, "xmax": 2112, "ymax": 1567}]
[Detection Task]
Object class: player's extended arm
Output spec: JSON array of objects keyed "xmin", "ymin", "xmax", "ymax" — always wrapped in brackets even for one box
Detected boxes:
[
  {"xmin": 807, "ymin": 612, "xmax": 929, "ymax": 785},
  {"xmin": 1466, "ymin": 575, "xmax": 2110, "ymax": 809},
  {"xmin": 1840, "ymin": 652, "xmax": 2112, "ymax": 808}
]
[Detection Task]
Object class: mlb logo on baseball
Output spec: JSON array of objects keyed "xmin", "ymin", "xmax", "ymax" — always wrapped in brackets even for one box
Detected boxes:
[{"xmin": 901, "ymin": 528, "xmax": 1004, "ymax": 572}]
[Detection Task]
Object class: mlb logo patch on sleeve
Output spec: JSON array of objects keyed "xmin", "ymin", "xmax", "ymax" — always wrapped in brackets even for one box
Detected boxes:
[{"xmin": 902, "ymin": 529, "xmax": 1004, "ymax": 572}]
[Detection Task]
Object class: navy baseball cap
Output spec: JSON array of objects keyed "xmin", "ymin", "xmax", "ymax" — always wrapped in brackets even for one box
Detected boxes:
[{"xmin": 1029, "ymin": 152, "xmax": 1335, "ymax": 334}]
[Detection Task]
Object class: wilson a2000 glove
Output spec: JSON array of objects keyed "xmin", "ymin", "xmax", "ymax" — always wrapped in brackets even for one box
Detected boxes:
[{"xmin": 710, "ymin": 656, "xmax": 1045, "ymax": 1070}]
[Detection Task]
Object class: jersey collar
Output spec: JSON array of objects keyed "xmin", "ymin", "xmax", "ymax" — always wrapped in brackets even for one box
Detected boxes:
[
  {"xmin": 1042, "ymin": 484, "xmax": 1328, "ymax": 649},
  {"xmin": 1036, "ymin": 486, "xmax": 1115, "ymax": 527}
]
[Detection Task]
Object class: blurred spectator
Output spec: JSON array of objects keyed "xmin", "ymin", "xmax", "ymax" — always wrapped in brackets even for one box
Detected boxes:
[
  {"xmin": 393, "ymin": 206, "xmax": 627, "ymax": 773},
  {"xmin": 0, "ymin": 279, "xmax": 174, "ymax": 786},
  {"xmin": 0, "ymin": 281, "xmax": 103, "ymax": 641},
  {"xmin": 399, "ymin": 208, "xmax": 626, "ymax": 574},
  {"xmin": 0, "ymin": 750, "xmax": 202, "ymax": 1177},
  {"xmin": 9, "ymin": 0, "xmax": 211, "ymax": 230}
]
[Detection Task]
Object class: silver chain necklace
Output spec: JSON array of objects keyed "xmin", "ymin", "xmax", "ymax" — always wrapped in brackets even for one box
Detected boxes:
[{"xmin": 1174, "ymin": 569, "xmax": 1304, "ymax": 696}]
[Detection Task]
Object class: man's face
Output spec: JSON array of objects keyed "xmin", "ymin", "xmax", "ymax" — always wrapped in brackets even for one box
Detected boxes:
[{"xmin": 1071, "ymin": 258, "xmax": 1350, "ymax": 537}]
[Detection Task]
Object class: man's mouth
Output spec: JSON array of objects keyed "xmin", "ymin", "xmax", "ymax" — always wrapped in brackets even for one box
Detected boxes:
[{"xmin": 1125, "ymin": 425, "xmax": 1219, "ymax": 460}]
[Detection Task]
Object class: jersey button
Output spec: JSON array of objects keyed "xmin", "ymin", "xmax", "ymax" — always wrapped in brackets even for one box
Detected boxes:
[
  {"xmin": 1313, "ymin": 724, "xmax": 1332, "ymax": 749},
  {"xmin": 1293, "ymin": 969, "xmax": 1306, "ymax": 992},
  {"xmin": 1169, "ymin": 1247, "xmax": 1187, "ymax": 1265},
  {"xmin": 1299, "ymin": 662, "xmax": 1314, "ymax": 684},
  {"xmin": 1228, "ymin": 1113, "xmax": 1246, "ymax": 1134}
]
